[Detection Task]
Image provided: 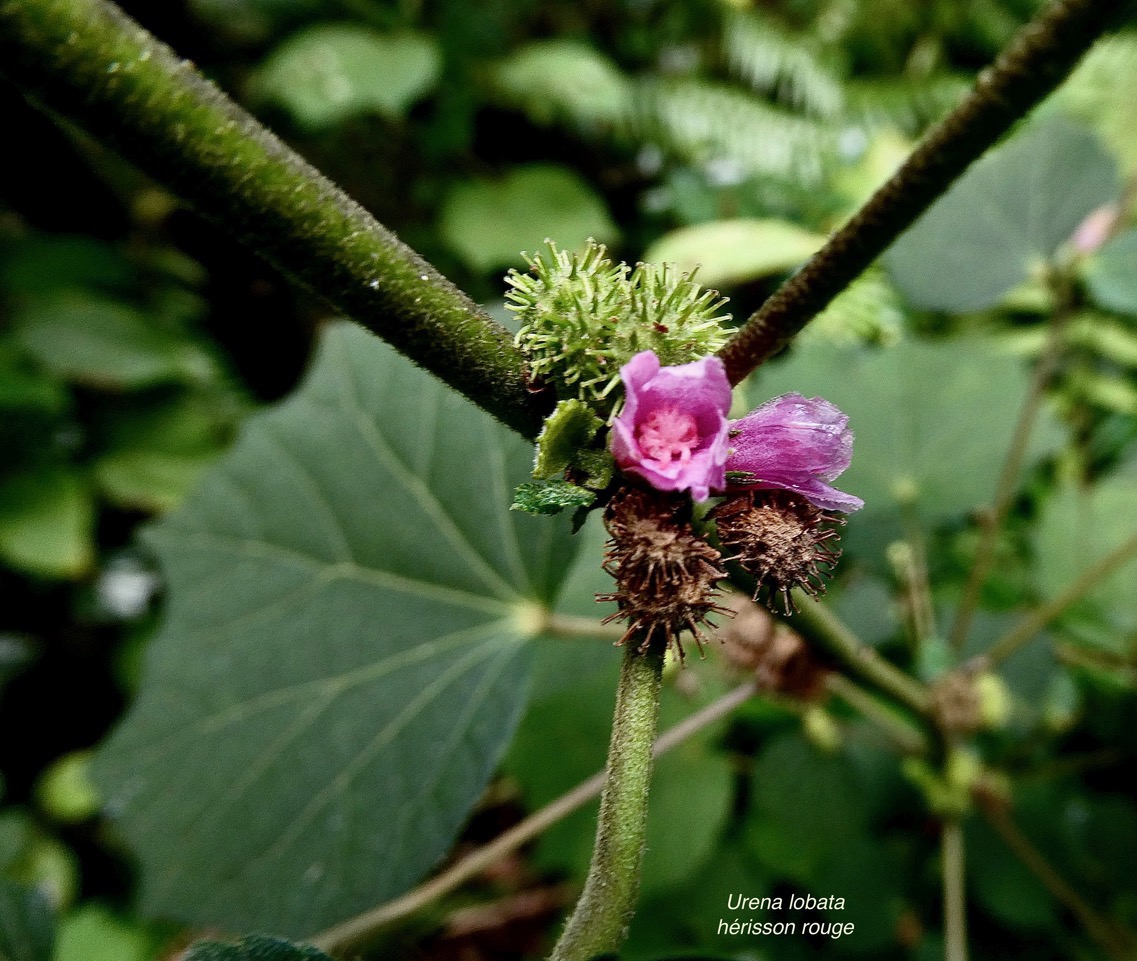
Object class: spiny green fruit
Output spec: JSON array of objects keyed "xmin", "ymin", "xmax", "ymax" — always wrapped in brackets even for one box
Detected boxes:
[{"xmin": 506, "ymin": 240, "xmax": 731, "ymax": 414}]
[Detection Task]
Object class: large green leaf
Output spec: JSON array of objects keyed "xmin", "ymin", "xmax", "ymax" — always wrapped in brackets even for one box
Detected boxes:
[
  {"xmin": 252, "ymin": 26, "xmax": 440, "ymax": 130},
  {"xmin": 642, "ymin": 219, "xmax": 825, "ymax": 288},
  {"xmin": 92, "ymin": 324, "xmax": 583, "ymax": 936},
  {"xmin": 749, "ymin": 340, "xmax": 1064, "ymax": 554},
  {"xmin": 0, "ymin": 879, "xmax": 54, "ymax": 961},
  {"xmin": 439, "ymin": 165, "xmax": 618, "ymax": 274},
  {"xmin": 887, "ymin": 119, "xmax": 1120, "ymax": 312}
]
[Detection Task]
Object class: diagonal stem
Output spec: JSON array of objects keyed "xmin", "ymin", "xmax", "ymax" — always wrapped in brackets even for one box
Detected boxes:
[
  {"xmin": 791, "ymin": 594, "xmax": 933, "ymax": 717},
  {"xmin": 0, "ymin": 0, "xmax": 548, "ymax": 439},
  {"xmin": 981, "ymin": 804, "xmax": 1135, "ymax": 959},
  {"xmin": 307, "ymin": 679, "xmax": 757, "ymax": 955},
  {"xmin": 716, "ymin": 0, "xmax": 1126, "ymax": 385},
  {"xmin": 986, "ymin": 529, "xmax": 1137, "ymax": 666}
]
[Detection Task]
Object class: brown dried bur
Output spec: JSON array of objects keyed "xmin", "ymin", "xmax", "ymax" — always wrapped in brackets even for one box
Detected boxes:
[
  {"xmin": 715, "ymin": 592, "xmax": 829, "ymax": 700},
  {"xmin": 597, "ymin": 486, "xmax": 730, "ymax": 661},
  {"xmin": 710, "ymin": 490, "xmax": 843, "ymax": 614}
]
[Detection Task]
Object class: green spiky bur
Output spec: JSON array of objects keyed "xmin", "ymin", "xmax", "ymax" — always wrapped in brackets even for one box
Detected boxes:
[{"xmin": 506, "ymin": 240, "xmax": 731, "ymax": 415}]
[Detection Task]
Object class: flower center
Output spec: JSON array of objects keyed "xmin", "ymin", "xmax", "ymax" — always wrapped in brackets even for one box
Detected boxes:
[{"xmin": 637, "ymin": 406, "xmax": 700, "ymax": 463}]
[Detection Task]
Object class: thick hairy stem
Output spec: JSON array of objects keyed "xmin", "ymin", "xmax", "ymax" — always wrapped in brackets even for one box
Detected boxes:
[
  {"xmin": 716, "ymin": 0, "xmax": 1126, "ymax": 385},
  {"xmin": 0, "ymin": 0, "xmax": 546, "ymax": 438},
  {"xmin": 549, "ymin": 648, "xmax": 664, "ymax": 961}
]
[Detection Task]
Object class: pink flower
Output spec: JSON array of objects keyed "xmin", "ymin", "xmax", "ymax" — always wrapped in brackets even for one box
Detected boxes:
[
  {"xmin": 611, "ymin": 351, "xmax": 732, "ymax": 502},
  {"xmin": 725, "ymin": 393, "xmax": 863, "ymax": 513}
]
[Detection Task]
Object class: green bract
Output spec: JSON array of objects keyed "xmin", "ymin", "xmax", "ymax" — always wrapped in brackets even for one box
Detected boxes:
[{"xmin": 506, "ymin": 241, "xmax": 731, "ymax": 415}]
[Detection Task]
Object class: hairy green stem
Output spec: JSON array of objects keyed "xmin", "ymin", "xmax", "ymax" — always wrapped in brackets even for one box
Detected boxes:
[
  {"xmin": 942, "ymin": 819, "xmax": 970, "ymax": 961},
  {"xmin": 549, "ymin": 648, "xmax": 664, "ymax": 961},
  {"xmin": 717, "ymin": 0, "xmax": 1126, "ymax": 385},
  {"xmin": 0, "ymin": 0, "xmax": 546, "ymax": 438},
  {"xmin": 309, "ymin": 679, "xmax": 756, "ymax": 955}
]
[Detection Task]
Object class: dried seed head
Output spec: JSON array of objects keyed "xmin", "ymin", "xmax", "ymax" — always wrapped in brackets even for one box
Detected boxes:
[
  {"xmin": 597, "ymin": 486, "xmax": 729, "ymax": 661},
  {"xmin": 710, "ymin": 490, "xmax": 843, "ymax": 614},
  {"xmin": 715, "ymin": 593, "xmax": 830, "ymax": 699}
]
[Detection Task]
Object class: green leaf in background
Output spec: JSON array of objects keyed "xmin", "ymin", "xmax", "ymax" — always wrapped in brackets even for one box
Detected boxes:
[
  {"xmin": 1083, "ymin": 229, "xmax": 1137, "ymax": 317},
  {"xmin": 92, "ymin": 323, "xmax": 584, "ymax": 937},
  {"xmin": 185, "ymin": 935, "xmax": 333, "ymax": 961},
  {"xmin": 0, "ymin": 235, "xmax": 135, "ymax": 295},
  {"xmin": 1034, "ymin": 465, "xmax": 1137, "ymax": 642},
  {"xmin": 11, "ymin": 294, "xmax": 211, "ymax": 390},
  {"xmin": 489, "ymin": 40, "xmax": 631, "ymax": 128},
  {"xmin": 93, "ymin": 392, "xmax": 238, "ymax": 513},
  {"xmin": 966, "ymin": 819, "xmax": 1056, "ymax": 931},
  {"xmin": 0, "ymin": 810, "xmax": 79, "ymax": 912},
  {"xmin": 252, "ymin": 26, "xmax": 441, "ymax": 130},
  {"xmin": 439, "ymin": 165, "xmax": 618, "ymax": 274},
  {"xmin": 745, "ymin": 732, "xmax": 868, "ymax": 884},
  {"xmin": 54, "ymin": 905, "xmax": 152, "ymax": 961},
  {"xmin": 0, "ymin": 878, "xmax": 54, "ymax": 961},
  {"xmin": 749, "ymin": 340, "xmax": 1064, "ymax": 554},
  {"xmin": 0, "ymin": 345, "xmax": 68, "ymax": 415},
  {"xmin": 0, "ymin": 467, "xmax": 94, "ymax": 580},
  {"xmin": 887, "ymin": 118, "xmax": 1120, "ymax": 312},
  {"xmin": 642, "ymin": 219, "xmax": 825, "ymax": 288}
]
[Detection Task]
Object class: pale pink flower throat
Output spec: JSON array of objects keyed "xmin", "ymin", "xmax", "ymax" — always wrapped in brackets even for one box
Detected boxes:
[{"xmin": 637, "ymin": 406, "xmax": 700, "ymax": 463}]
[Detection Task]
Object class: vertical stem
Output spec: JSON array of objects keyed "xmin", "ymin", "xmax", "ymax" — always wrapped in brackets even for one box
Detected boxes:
[
  {"xmin": 942, "ymin": 819, "xmax": 970, "ymax": 961},
  {"xmin": 949, "ymin": 279, "xmax": 1072, "ymax": 652},
  {"xmin": 549, "ymin": 648, "xmax": 664, "ymax": 961}
]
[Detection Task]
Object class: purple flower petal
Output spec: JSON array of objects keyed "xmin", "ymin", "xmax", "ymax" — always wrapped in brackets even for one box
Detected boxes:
[
  {"xmin": 726, "ymin": 393, "xmax": 863, "ymax": 512},
  {"xmin": 610, "ymin": 351, "xmax": 731, "ymax": 502}
]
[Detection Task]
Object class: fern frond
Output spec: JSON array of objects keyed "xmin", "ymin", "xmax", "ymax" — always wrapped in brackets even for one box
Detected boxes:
[
  {"xmin": 631, "ymin": 79, "xmax": 836, "ymax": 186},
  {"xmin": 722, "ymin": 9, "xmax": 844, "ymax": 119},
  {"xmin": 842, "ymin": 74, "xmax": 970, "ymax": 135}
]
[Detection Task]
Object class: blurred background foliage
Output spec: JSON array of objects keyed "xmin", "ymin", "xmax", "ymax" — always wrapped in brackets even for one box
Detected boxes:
[{"xmin": 1, "ymin": 0, "xmax": 1137, "ymax": 958}]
